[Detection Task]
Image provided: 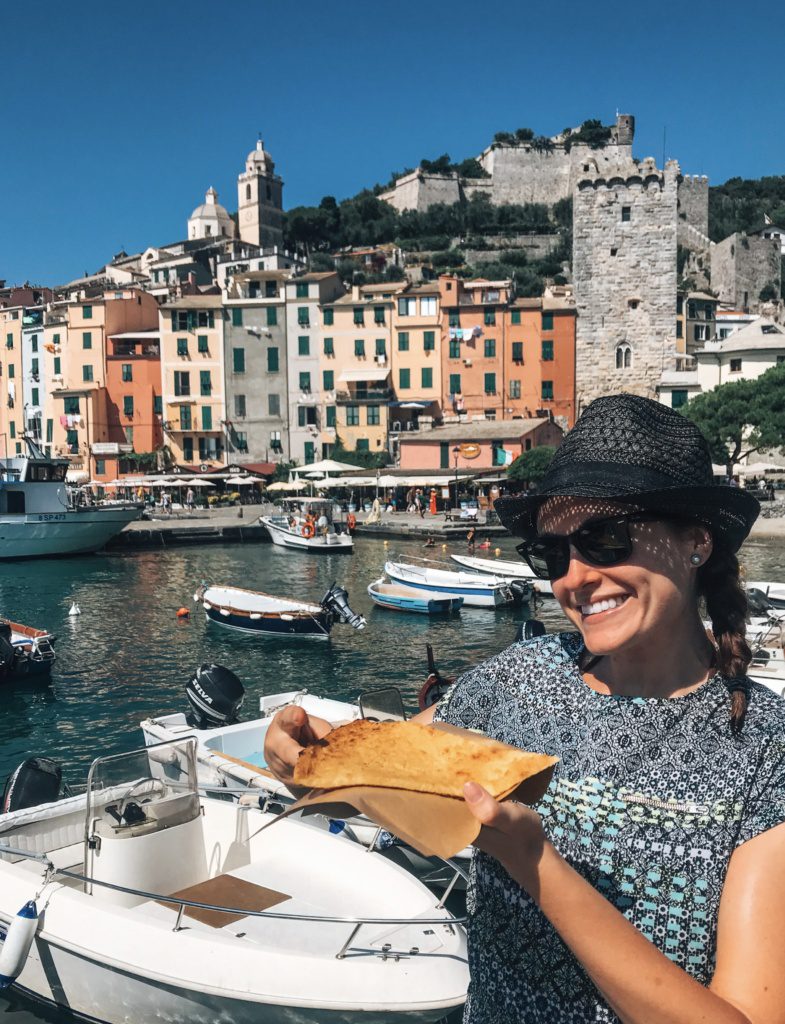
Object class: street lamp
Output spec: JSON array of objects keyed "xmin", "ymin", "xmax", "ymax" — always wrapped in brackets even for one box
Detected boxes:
[{"xmin": 452, "ymin": 446, "xmax": 460, "ymax": 513}]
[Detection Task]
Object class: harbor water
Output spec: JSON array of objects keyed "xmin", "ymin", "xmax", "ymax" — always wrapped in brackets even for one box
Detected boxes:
[{"xmin": 0, "ymin": 531, "xmax": 783, "ymax": 1022}]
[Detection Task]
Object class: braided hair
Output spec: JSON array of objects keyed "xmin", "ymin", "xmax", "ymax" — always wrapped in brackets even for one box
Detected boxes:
[{"xmin": 696, "ymin": 545, "xmax": 752, "ymax": 735}]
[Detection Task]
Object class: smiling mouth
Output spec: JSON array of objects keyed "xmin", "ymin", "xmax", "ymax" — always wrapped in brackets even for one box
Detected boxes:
[{"xmin": 580, "ymin": 595, "xmax": 630, "ymax": 618}]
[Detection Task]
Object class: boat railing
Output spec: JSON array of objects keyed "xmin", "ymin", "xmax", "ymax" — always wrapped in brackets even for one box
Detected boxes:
[{"xmin": 0, "ymin": 842, "xmax": 467, "ymax": 960}]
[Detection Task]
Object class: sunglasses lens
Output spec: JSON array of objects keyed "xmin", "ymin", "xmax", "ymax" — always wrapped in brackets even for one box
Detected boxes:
[
  {"xmin": 577, "ymin": 519, "xmax": 633, "ymax": 565},
  {"xmin": 521, "ymin": 538, "xmax": 569, "ymax": 580}
]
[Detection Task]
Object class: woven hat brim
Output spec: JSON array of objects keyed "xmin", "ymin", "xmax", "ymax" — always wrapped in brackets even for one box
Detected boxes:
[{"xmin": 495, "ymin": 484, "xmax": 760, "ymax": 553}]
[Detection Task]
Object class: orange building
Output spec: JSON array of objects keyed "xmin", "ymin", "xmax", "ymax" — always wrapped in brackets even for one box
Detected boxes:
[{"xmin": 504, "ymin": 293, "xmax": 576, "ymax": 428}]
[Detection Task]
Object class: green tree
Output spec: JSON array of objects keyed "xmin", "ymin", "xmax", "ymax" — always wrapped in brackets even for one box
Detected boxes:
[
  {"xmin": 683, "ymin": 364, "xmax": 785, "ymax": 471},
  {"xmin": 507, "ymin": 446, "xmax": 557, "ymax": 484},
  {"xmin": 330, "ymin": 435, "xmax": 390, "ymax": 469}
]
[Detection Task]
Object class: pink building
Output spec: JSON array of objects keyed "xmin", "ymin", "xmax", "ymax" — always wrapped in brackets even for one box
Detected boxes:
[{"xmin": 398, "ymin": 418, "xmax": 563, "ymax": 471}]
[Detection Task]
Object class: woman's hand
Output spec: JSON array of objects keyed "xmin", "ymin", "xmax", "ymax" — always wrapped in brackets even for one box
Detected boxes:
[
  {"xmin": 263, "ymin": 707, "xmax": 332, "ymax": 783},
  {"xmin": 463, "ymin": 781, "xmax": 547, "ymax": 887}
]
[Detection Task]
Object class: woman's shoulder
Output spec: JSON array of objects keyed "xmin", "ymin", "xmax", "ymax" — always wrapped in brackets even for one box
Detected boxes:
[{"xmin": 470, "ymin": 630, "xmax": 583, "ymax": 682}]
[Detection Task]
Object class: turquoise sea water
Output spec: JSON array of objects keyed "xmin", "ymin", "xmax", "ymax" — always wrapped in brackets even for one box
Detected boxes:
[{"xmin": 0, "ymin": 532, "xmax": 783, "ymax": 1021}]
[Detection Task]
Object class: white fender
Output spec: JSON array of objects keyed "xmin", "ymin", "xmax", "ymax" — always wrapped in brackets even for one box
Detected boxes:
[{"xmin": 0, "ymin": 900, "xmax": 38, "ymax": 988}]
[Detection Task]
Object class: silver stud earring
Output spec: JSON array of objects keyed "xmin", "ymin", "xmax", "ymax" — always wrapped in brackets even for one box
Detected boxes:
[{"xmin": 690, "ymin": 553, "xmax": 702, "ymax": 565}]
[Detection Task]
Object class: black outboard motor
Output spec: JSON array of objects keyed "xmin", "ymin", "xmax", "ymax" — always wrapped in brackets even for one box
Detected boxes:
[
  {"xmin": 0, "ymin": 622, "xmax": 16, "ymax": 682},
  {"xmin": 185, "ymin": 664, "xmax": 245, "ymax": 729},
  {"xmin": 747, "ymin": 588, "xmax": 774, "ymax": 617},
  {"xmin": 515, "ymin": 618, "xmax": 546, "ymax": 643},
  {"xmin": 2, "ymin": 757, "xmax": 62, "ymax": 813},
  {"xmin": 509, "ymin": 579, "xmax": 531, "ymax": 606},
  {"xmin": 321, "ymin": 583, "xmax": 366, "ymax": 630}
]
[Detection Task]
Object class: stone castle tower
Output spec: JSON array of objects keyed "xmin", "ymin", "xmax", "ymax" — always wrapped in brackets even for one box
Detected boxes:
[
  {"xmin": 237, "ymin": 139, "xmax": 284, "ymax": 250},
  {"xmin": 572, "ymin": 157, "xmax": 679, "ymax": 408}
]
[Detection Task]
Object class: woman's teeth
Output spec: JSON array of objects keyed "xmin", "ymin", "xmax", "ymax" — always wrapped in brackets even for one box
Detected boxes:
[{"xmin": 581, "ymin": 596, "xmax": 627, "ymax": 617}]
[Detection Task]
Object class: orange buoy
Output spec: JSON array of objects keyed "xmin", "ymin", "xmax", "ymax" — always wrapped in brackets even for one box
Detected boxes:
[{"xmin": 176, "ymin": 607, "xmax": 190, "ymax": 619}]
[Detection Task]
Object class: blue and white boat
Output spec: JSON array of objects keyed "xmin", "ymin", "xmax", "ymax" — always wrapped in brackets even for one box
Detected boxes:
[
  {"xmin": 384, "ymin": 559, "xmax": 529, "ymax": 609},
  {"xmin": 194, "ymin": 583, "xmax": 365, "ymax": 638},
  {"xmin": 367, "ymin": 578, "xmax": 463, "ymax": 615},
  {"xmin": 450, "ymin": 553, "xmax": 554, "ymax": 598}
]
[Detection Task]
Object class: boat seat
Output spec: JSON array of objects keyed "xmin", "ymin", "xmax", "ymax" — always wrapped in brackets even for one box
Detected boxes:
[{"xmin": 160, "ymin": 873, "xmax": 290, "ymax": 928}]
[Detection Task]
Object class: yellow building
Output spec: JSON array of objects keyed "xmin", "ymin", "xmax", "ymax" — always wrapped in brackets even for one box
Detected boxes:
[
  {"xmin": 389, "ymin": 282, "xmax": 442, "ymax": 456},
  {"xmin": 0, "ymin": 306, "xmax": 26, "ymax": 456},
  {"xmin": 159, "ymin": 296, "xmax": 226, "ymax": 467}
]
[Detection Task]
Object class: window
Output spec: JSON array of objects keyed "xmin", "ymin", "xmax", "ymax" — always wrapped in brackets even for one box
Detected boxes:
[
  {"xmin": 398, "ymin": 297, "xmax": 416, "ymax": 317},
  {"xmin": 233, "ymin": 348, "xmax": 245, "ymax": 373},
  {"xmin": 676, "ymin": 321, "xmax": 683, "ymax": 339},
  {"xmin": 367, "ymin": 406, "xmax": 380, "ymax": 426},
  {"xmin": 266, "ymin": 307, "xmax": 277, "ymax": 327},
  {"xmin": 326, "ymin": 405, "xmax": 336, "ymax": 427},
  {"xmin": 509, "ymin": 380, "xmax": 521, "ymax": 399},
  {"xmin": 31, "ymin": 335, "xmax": 38, "ymax": 353},
  {"xmin": 174, "ymin": 371, "xmax": 190, "ymax": 396},
  {"xmin": 31, "ymin": 388, "xmax": 39, "ymax": 406},
  {"xmin": 484, "ymin": 337, "xmax": 496, "ymax": 357},
  {"xmin": 202, "ymin": 406, "xmax": 213, "ymax": 430},
  {"xmin": 83, "ymin": 305, "xmax": 93, "ymax": 319},
  {"xmin": 449, "ymin": 312, "xmax": 460, "ymax": 328},
  {"xmin": 542, "ymin": 312, "xmax": 553, "ymax": 332},
  {"xmin": 122, "ymin": 363, "xmax": 132, "ymax": 382},
  {"xmin": 323, "ymin": 337, "xmax": 334, "ymax": 356},
  {"xmin": 182, "ymin": 437, "xmax": 193, "ymax": 462},
  {"xmin": 671, "ymin": 390, "xmax": 688, "ymax": 409},
  {"xmin": 323, "ymin": 369, "xmax": 334, "ymax": 391},
  {"xmin": 123, "ymin": 396, "xmax": 134, "ymax": 417},
  {"xmin": 54, "ymin": 356, "xmax": 61, "ymax": 374},
  {"xmin": 323, "ymin": 308, "xmax": 334, "ymax": 326},
  {"xmin": 46, "ymin": 419, "xmax": 53, "ymax": 443},
  {"xmin": 440, "ymin": 442, "xmax": 450, "ymax": 469},
  {"xmin": 694, "ymin": 324, "xmax": 708, "ymax": 342},
  {"xmin": 234, "ymin": 394, "xmax": 247, "ymax": 418},
  {"xmin": 397, "ymin": 332, "xmax": 409, "ymax": 351},
  {"xmin": 423, "ymin": 330, "xmax": 435, "ymax": 351},
  {"xmin": 93, "ymin": 458, "xmax": 105, "ymax": 476},
  {"xmin": 296, "ymin": 282, "xmax": 309, "ymax": 298},
  {"xmin": 297, "ymin": 306, "xmax": 309, "ymax": 327},
  {"xmin": 422, "ymin": 367, "xmax": 433, "ymax": 389},
  {"xmin": 542, "ymin": 340, "xmax": 554, "ymax": 361},
  {"xmin": 449, "ymin": 373, "xmax": 462, "ymax": 395},
  {"xmin": 197, "ymin": 334, "xmax": 208, "ymax": 353},
  {"xmin": 421, "ymin": 296, "xmax": 437, "ymax": 316},
  {"xmin": 8, "ymin": 423, "xmax": 14, "ymax": 439},
  {"xmin": 232, "ymin": 308, "xmax": 243, "ymax": 327},
  {"xmin": 82, "ymin": 364, "xmax": 93, "ymax": 382},
  {"xmin": 375, "ymin": 338, "xmax": 386, "ymax": 357},
  {"xmin": 399, "ymin": 368, "xmax": 411, "ymax": 389},
  {"xmin": 449, "ymin": 338, "xmax": 460, "ymax": 359},
  {"xmin": 234, "ymin": 431, "xmax": 248, "ymax": 452},
  {"xmin": 177, "ymin": 337, "xmax": 188, "ymax": 356},
  {"xmin": 265, "ymin": 280, "xmax": 277, "ymax": 298},
  {"xmin": 200, "ymin": 370, "xmax": 212, "ymax": 396},
  {"xmin": 542, "ymin": 380, "xmax": 554, "ymax": 400},
  {"xmin": 356, "ymin": 438, "xmax": 370, "ymax": 452},
  {"xmin": 615, "ymin": 343, "xmax": 632, "ymax": 370},
  {"xmin": 197, "ymin": 310, "xmax": 214, "ymax": 328},
  {"xmin": 249, "ymin": 282, "xmax": 260, "ymax": 299},
  {"xmin": 267, "ymin": 347, "xmax": 279, "ymax": 372},
  {"xmin": 154, "ymin": 396, "xmax": 162, "ymax": 415},
  {"xmin": 66, "ymin": 429, "xmax": 78, "ymax": 448},
  {"xmin": 298, "ymin": 335, "xmax": 310, "ymax": 356},
  {"xmin": 299, "ymin": 371, "xmax": 312, "ymax": 392},
  {"xmin": 374, "ymin": 306, "xmax": 385, "ymax": 324},
  {"xmin": 346, "ymin": 405, "xmax": 360, "ymax": 426},
  {"xmin": 304, "ymin": 441, "xmax": 315, "ymax": 463},
  {"xmin": 5, "ymin": 334, "xmax": 11, "ymax": 349},
  {"xmin": 353, "ymin": 307, "xmax": 364, "ymax": 325},
  {"xmin": 484, "ymin": 310, "xmax": 496, "ymax": 327},
  {"xmin": 484, "ymin": 372, "xmax": 496, "ymax": 395},
  {"xmin": 511, "ymin": 310, "xmax": 521, "ymax": 325},
  {"xmin": 64, "ymin": 397, "xmax": 80, "ymax": 415},
  {"xmin": 730, "ymin": 358, "xmax": 742, "ymax": 373},
  {"xmin": 82, "ymin": 331, "xmax": 92, "ymax": 349},
  {"xmin": 621, "ymin": 206, "xmax": 631, "ymax": 222},
  {"xmin": 354, "ymin": 338, "xmax": 365, "ymax": 357},
  {"xmin": 7, "ymin": 364, "xmax": 13, "ymax": 379},
  {"xmin": 31, "ymin": 358, "xmax": 39, "ymax": 376},
  {"xmin": 268, "ymin": 394, "xmax": 280, "ymax": 416},
  {"xmin": 512, "ymin": 341, "xmax": 524, "ymax": 363}
]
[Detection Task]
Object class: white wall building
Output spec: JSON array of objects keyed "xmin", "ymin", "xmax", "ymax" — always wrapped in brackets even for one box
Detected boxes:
[{"xmin": 21, "ymin": 312, "xmax": 46, "ymax": 443}]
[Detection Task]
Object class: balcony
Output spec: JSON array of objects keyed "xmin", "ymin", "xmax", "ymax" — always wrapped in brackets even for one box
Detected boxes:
[{"xmin": 336, "ymin": 387, "xmax": 393, "ymax": 404}]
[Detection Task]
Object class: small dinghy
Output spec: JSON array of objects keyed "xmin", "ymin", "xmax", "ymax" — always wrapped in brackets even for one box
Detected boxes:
[
  {"xmin": 0, "ymin": 619, "xmax": 55, "ymax": 681},
  {"xmin": 194, "ymin": 582, "xmax": 365, "ymax": 638},
  {"xmin": 0, "ymin": 739, "xmax": 468, "ymax": 1022},
  {"xmin": 384, "ymin": 557, "xmax": 530, "ymax": 608},
  {"xmin": 368, "ymin": 578, "xmax": 463, "ymax": 615},
  {"xmin": 450, "ymin": 553, "xmax": 554, "ymax": 597}
]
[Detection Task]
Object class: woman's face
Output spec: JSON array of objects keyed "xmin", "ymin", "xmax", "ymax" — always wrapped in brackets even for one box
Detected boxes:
[{"xmin": 537, "ymin": 497, "xmax": 712, "ymax": 657}]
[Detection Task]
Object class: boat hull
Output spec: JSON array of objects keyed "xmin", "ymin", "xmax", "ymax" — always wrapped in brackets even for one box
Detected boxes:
[
  {"xmin": 368, "ymin": 581, "xmax": 463, "ymax": 615},
  {"xmin": 260, "ymin": 517, "xmax": 353, "ymax": 553},
  {"xmin": 450, "ymin": 553, "xmax": 554, "ymax": 597},
  {"xmin": 204, "ymin": 605, "xmax": 331, "ymax": 638},
  {"xmin": 0, "ymin": 507, "xmax": 140, "ymax": 560},
  {"xmin": 384, "ymin": 562, "xmax": 516, "ymax": 608}
]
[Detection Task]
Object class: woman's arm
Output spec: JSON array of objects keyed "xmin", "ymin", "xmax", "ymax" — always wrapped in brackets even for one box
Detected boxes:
[{"xmin": 464, "ymin": 783, "xmax": 785, "ymax": 1024}]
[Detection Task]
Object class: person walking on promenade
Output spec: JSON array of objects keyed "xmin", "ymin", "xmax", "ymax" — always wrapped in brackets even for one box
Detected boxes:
[
  {"xmin": 264, "ymin": 394, "xmax": 785, "ymax": 1024},
  {"xmin": 415, "ymin": 489, "xmax": 425, "ymax": 518},
  {"xmin": 186, "ymin": 487, "xmax": 195, "ymax": 512}
]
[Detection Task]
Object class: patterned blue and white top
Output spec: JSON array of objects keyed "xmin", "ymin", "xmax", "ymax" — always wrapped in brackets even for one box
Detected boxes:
[{"xmin": 434, "ymin": 632, "xmax": 785, "ymax": 1024}]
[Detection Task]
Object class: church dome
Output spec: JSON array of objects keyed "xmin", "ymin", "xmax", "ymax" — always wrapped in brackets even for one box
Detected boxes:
[
  {"xmin": 245, "ymin": 139, "xmax": 275, "ymax": 175},
  {"xmin": 188, "ymin": 187, "xmax": 236, "ymax": 240}
]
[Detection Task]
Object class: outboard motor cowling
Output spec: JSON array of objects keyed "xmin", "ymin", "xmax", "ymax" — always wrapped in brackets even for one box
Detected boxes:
[
  {"xmin": 185, "ymin": 664, "xmax": 245, "ymax": 729},
  {"xmin": 515, "ymin": 619, "xmax": 546, "ymax": 643},
  {"xmin": 509, "ymin": 579, "xmax": 531, "ymax": 606},
  {"xmin": 2, "ymin": 757, "xmax": 62, "ymax": 813},
  {"xmin": 321, "ymin": 583, "xmax": 366, "ymax": 630},
  {"xmin": 747, "ymin": 588, "xmax": 774, "ymax": 617}
]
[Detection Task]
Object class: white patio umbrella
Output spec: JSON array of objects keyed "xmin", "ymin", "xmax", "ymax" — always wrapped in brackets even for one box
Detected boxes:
[
  {"xmin": 225, "ymin": 474, "xmax": 256, "ymax": 486},
  {"xmin": 267, "ymin": 480, "xmax": 306, "ymax": 492},
  {"xmin": 186, "ymin": 477, "xmax": 215, "ymax": 488},
  {"xmin": 377, "ymin": 474, "xmax": 398, "ymax": 488},
  {"xmin": 299, "ymin": 459, "xmax": 364, "ymax": 475}
]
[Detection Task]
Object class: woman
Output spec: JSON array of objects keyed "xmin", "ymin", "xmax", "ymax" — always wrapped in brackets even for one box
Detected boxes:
[{"xmin": 265, "ymin": 395, "xmax": 785, "ymax": 1024}]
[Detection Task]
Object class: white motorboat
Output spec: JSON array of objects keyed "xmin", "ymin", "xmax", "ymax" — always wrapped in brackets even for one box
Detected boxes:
[
  {"xmin": 0, "ymin": 438, "xmax": 140, "ymax": 559},
  {"xmin": 384, "ymin": 557, "xmax": 530, "ymax": 608},
  {"xmin": 450, "ymin": 553, "xmax": 554, "ymax": 597},
  {"xmin": 194, "ymin": 583, "xmax": 365, "ymax": 638},
  {"xmin": 0, "ymin": 739, "xmax": 468, "ymax": 1023},
  {"xmin": 260, "ymin": 498, "xmax": 353, "ymax": 553}
]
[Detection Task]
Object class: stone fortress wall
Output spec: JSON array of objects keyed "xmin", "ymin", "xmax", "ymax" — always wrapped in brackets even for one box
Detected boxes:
[{"xmin": 711, "ymin": 233, "xmax": 782, "ymax": 309}]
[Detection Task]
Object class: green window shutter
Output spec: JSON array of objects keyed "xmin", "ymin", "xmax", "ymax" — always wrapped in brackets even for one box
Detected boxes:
[
  {"xmin": 399, "ymin": 368, "xmax": 410, "ymax": 389},
  {"xmin": 122, "ymin": 363, "xmax": 132, "ymax": 382},
  {"xmin": 449, "ymin": 373, "xmax": 461, "ymax": 394},
  {"xmin": 200, "ymin": 370, "xmax": 212, "ymax": 395},
  {"xmin": 7, "ymin": 364, "xmax": 13, "ymax": 379},
  {"xmin": 197, "ymin": 334, "xmax": 208, "ymax": 353},
  {"xmin": 82, "ymin": 365, "xmax": 93, "ymax": 382},
  {"xmin": 180, "ymin": 405, "xmax": 192, "ymax": 430},
  {"xmin": 31, "ymin": 358, "xmax": 39, "ymax": 375},
  {"xmin": 9, "ymin": 422, "xmax": 15, "ymax": 439},
  {"xmin": 202, "ymin": 405, "xmax": 212, "ymax": 430},
  {"xmin": 4, "ymin": 333, "xmax": 11, "ymax": 349},
  {"xmin": 397, "ymin": 332, "xmax": 409, "ymax": 351},
  {"xmin": 83, "ymin": 305, "xmax": 92, "ymax": 319},
  {"xmin": 32, "ymin": 388, "xmax": 39, "ymax": 406},
  {"xmin": 353, "ymin": 307, "xmax": 364, "ymax": 325},
  {"xmin": 542, "ymin": 380, "xmax": 554, "ymax": 400},
  {"xmin": 512, "ymin": 341, "xmax": 523, "ymax": 363},
  {"xmin": 542, "ymin": 340, "xmax": 554, "ymax": 361},
  {"xmin": 449, "ymin": 339, "xmax": 460, "ymax": 358},
  {"xmin": 154, "ymin": 396, "xmax": 162, "ymax": 414},
  {"xmin": 304, "ymin": 441, "xmax": 315, "ymax": 463},
  {"xmin": 232, "ymin": 308, "xmax": 243, "ymax": 327},
  {"xmin": 484, "ymin": 372, "xmax": 496, "ymax": 395},
  {"xmin": 323, "ymin": 337, "xmax": 334, "ymax": 355},
  {"xmin": 267, "ymin": 347, "xmax": 279, "ymax": 372},
  {"xmin": 296, "ymin": 282, "xmax": 309, "ymax": 298},
  {"xmin": 449, "ymin": 311, "xmax": 460, "ymax": 328},
  {"xmin": 326, "ymin": 405, "xmax": 336, "ymax": 427},
  {"xmin": 374, "ymin": 306, "xmax": 385, "ymax": 324},
  {"xmin": 484, "ymin": 310, "xmax": 496, "ymax": 326},
  {"xmin": 484, "ymin": 338, "xmax": 496, "ymax": 357},
  {"xmin": 375, "ymin": 338, "xmax": 386, "ymax": 356},
  {"xmin": 440, "ymin": 442, "xmax": 449, "ymax": 469},
  {"xmin": 82, "ymin": 331, "xmax": 92, "ymax": 349},
  {"xmin": 423, "ymin": 331, "xmax": 435, "ymax": 350},
  {"xmin": 46, "ymin": 419, "xmax": 53, "ymax": 442},
  {"xmin": 298, "ymin": 336, "xmax": 309, "ymax": 356},
  {"xmin": 542, "ymin": 312, "xmax": 554, "ymax": 331},
  {"xmin": 323, "ymin": 308, "xmax": 334, "ymax": 326},
  {"xmin": 299, "ymin": 371, "xmax": 311, "ymax": 391},
  {"xmin": 297, "ymin": 306, "xmax": 309, "ymax": 326},
  {"xmin": 183, "ymin": 437, "xmax": 193, "ymax": 461},
  {"xmin": 421, "ymin": 367, "xmax": 433, "ymax": 388},
  {"xmin": 354, "ymin": 338, "xmax": 365, "ymax": 357},
  {"xmin": 367, "ymin": 406, "xmax": 380, "ymax": 425},
  {"xmin": 123, "ymin": 396, "xmax": 134, "ymax": 417},
  {"xmin": 53, "ymin": 357, "xmax": 61, "ymax": 374},
  {"xmin": 297, "ymin": 407, "xmax": 306, "ymax": 427},
  {"xmin": 266, "ymin": 306, "xmax": 278, "ymax": 326},
  {"xmin": 170, "ymin": 311, "xmax": 177, "ymax": 330},
  {"xmin": 511, "ymin": 310, "xmax": 521, "ymax": 325},
  {"xmin": 323, "ymin": 370, "xmax": 334, "ymax": 390},
  {"xmin": 356, "ymin": 438, "xmax": 370, "ymax": 452},
  {"xmin": 177, "ymin": 337, "xmax": 188, "ymax": 356},
  {"xmin": 671, "ymin": 389, "xmax": 688, "ymax": 409},
  {"xmin": 233, "ymin": 348, "xmax": 245, "ymax": 373},
  {"xmin": 346, "ymin": 405, "xmax": 360, "ymax": 426}
]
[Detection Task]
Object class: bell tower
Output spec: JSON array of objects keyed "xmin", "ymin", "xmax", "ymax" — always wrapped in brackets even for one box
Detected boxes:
[{"xmin": 237, "ymin": 138, "xmax": 284, "ymax": 250}]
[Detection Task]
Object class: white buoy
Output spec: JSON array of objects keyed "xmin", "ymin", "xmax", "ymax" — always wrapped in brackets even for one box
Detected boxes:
[
  {"xmin": 0, "ymin": 900, "xmax": 38, "ymax": 989},
  {"xmin": 68, "ymin": 602, "xmax": 80, "ymax": 617}
]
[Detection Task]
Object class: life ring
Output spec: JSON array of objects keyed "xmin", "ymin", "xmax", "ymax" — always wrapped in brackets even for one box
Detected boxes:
[
  {"xmin": 301, "ymin": 523, "xmax": 315, "ymax": 538},
  {"xmin": 347, "ymin": 513, "xmax": 356, "ymax": 530}
]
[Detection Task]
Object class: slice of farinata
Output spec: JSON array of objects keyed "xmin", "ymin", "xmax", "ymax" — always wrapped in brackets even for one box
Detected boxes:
[{"xmin": 293, "ymin": 719, "xmax": 557, "ymax": 799}]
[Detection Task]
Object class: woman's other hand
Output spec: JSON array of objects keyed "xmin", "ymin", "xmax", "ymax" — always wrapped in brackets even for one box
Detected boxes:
[
  {"xmin": 464, "ymin": 781, "xmax": 547, "ymax": 886},
  {"xmin": 263, "ymin": 707, "xmax": 332, "ymax": 783}
]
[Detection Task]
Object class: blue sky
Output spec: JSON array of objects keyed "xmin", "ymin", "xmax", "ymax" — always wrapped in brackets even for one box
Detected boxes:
[{"xmin": 2, "ymin": 0, "xmax": 783, "ymax": 286}]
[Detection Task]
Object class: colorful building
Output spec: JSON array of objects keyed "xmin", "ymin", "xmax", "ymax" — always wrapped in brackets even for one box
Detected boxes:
[
  {"xmin": 398, "ymin": 417, "xmax": 564, "ymax": 471},
  {"xmin": 389, "ymin": 282, "xmax": 442, "ymax": 457},
  {"xmin": 0, "ymin": 305, "xmax": 27, "ymax": 458}
]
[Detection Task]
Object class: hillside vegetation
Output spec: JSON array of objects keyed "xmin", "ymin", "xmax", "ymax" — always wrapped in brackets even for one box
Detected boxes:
[{"xmin": 709, "ymin": 176, "xmax": 785, "ymax": 241}]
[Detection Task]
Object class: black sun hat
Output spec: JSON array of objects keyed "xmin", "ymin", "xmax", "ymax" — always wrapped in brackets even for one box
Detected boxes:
[{"xmin": 494, "ymin": 394, "xmax": 760, "ymax": 552}]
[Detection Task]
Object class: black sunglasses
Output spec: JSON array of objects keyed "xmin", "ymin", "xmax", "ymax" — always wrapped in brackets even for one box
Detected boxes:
[{"xmin": 516, "ymin": 513, "xmax": 666, "ymax": 581}]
